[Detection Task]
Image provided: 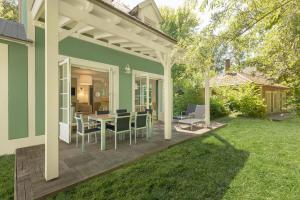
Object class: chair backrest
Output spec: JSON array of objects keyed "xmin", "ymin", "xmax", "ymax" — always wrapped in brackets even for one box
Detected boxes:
[
  {"xmin": 75, "ymin": 114, "xmax": 84, "ymax": 133},
  {"xmin": 116, "ymin": 109, "xmax": 127, "ymax": 114},
  {"xmin": 96, "ymin": 110, "xmax": 109, "ymax": 115},
  {"xmin": 194, "ymin": 105, "xmax": 205, "ymax": 119},
  {"xmin": 135, "ymin": 112, "xmax": 147, "ymax": 128},
  {"xmin": 186, "ymin": 104, "xmax": 197, "ymax": 115},
  {"xmin": 145, "ymin": 108, "xmax": 153, "ymax": 115},
  {"xmin": 116, "ymin": 113, "xmax": 131, "ymax": 132}
]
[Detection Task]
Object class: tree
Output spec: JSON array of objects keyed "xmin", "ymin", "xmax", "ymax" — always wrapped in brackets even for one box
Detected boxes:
[
  {"xmin": 201, "ymin": 0, "xmax": 300, "ymax": 109},
  {"xmin": 160, "ymin": 0, "xmax": 199, "ymax": 41},
  {"xmin": 0, "ymin": 0, "xmax": 18, "ymax": 21}
]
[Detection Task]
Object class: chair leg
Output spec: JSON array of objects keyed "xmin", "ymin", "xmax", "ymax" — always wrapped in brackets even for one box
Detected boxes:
[
  {"xmin": 76, "ymin": 133, "xmax": 78, "ymax": 147},
  {"xmin": 129, "ymin": 130, "xmax": 132, "ymax": 145},
  {"xmin": 82, "ymin": 134, "xmax": 85, "ymax": 152},
  {"xmin": 115, "ymin": 132, "xmax": 117, "ymax": 150},
  {"xmin": 95, "ymin": 133, "xmax": 97, "ymax": 144},
  {"xmin": 134, "ymin": 129, "xmax": 137, "ymax": 144},
  {"xmin": 88, "ymin": 134, "xmax": 90, "ymax": 143}
]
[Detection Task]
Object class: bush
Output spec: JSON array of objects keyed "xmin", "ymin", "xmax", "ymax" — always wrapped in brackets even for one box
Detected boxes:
[
  {"xmin": 212, "ymin": 84, "xmax": 266, "ymax": 118},
  {"xmin": 210, "ymin": 95, "xmax": 230, "ymax": 119}
]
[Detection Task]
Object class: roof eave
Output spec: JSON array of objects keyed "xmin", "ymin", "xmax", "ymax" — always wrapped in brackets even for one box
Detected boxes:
[
  {"xmin": 89, "ymin": 0, "xmax": 177, "ymax": 44},
  {"xmin": 0, "ymin": 35, "xmax": 33, "ymax": 45}
]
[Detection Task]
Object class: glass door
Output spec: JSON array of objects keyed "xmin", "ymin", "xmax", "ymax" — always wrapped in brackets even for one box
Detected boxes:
[
  {"xmin": 59, "ymin": 58, "xmax": 71, "ymax": 143},
  {"xmin": 135, "ymin": 76, "xmax": 147, "ymax": 112}
]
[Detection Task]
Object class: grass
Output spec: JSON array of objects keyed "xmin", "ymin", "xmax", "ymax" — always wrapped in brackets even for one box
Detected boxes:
[
  {"xmin": 50, "ymin": 116, "xmax": 300, "ymax": 200},
  {"xmin": 1, "ymin": 117, "xmax": 300, "ymax": 199},
  {"xmin": 0, "ymin": 155, "xmax": 15, "ymax": 200}
]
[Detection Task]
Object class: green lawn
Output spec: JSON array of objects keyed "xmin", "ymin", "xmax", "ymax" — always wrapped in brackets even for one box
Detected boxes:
[
  {"xmin": 0, "ymin": 155, "xmax": 14, "ymax": 200},
  {"xmin": 1, "ymin": 117, "xmax": 300, "ymax": 200}
]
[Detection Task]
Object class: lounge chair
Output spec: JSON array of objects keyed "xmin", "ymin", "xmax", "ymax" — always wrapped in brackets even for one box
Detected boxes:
[
  {"xmin": 173, "ymin": 104, "xmax": 197, "ymax": 121},
  {"xmin": 178, "ymin": 105, "xmax": 206, "ymax": 130}
]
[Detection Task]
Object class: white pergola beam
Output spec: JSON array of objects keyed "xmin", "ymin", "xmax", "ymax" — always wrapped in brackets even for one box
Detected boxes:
[
  {"xmin": 108, "ymin": 39, "xmax": 128, "ymax": 44},
  {"xmin": 44, "ymin": 0, "xmax": 59, "ymax": 181},
  {"xmin": 77, "ymin": 26, "xmax": 95, "ymax": 34},
  {"xmin": 59, "ymin": 1, "xmax": 171, "ymax": 54},
  {"xmin": 120, "ymin": 43, "xmax": 142, "ymax": 48},
  {"xmin": 32, "ymin": 0, "xmax": 44, "ymax": 20},
  {"xmin": 94, "ymin": 33, "xmax": 113, "ymax": 39},
  {"xmin": 59, "ymin": 16, "xmax": 71, "ymax": 27},
  {"xmin": 131, "ymin": 47, "xmax": 152, "ymax": 52},
  {"xmin": 59, "ymin": 23, "xmax": 85, "ymax": 41}
]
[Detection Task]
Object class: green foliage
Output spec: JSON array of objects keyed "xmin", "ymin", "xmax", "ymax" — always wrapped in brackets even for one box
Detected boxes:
[
  {"xmin": 214, "ymin": 84, "xmax": 266, "ymax": 118},
  {"xmin": 0, "ymin": 155, "xmax": 14, "ymax": 200},
  {"xmin": 160, "ymin": 1, "xmax": 198, "ymax": 41},
  {"xmin": 0, "ymin": 0, "xmax": 18, "ymax": 21},
  {"xmin": 210, "ymin": 95, "xmax": 230, "ymax": 119},
  {"xmin": 202, "ymin": 0, "xmax": 300, "ymax": 109},
  {"xmin": 173, "ymin": 87, "xmax": 204, "ymax": 116}
]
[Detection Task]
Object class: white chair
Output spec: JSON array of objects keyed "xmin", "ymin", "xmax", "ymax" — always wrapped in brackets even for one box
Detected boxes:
[{"xmin": 75, "ymin": 114, "xmax": 101, "ymax": 152}]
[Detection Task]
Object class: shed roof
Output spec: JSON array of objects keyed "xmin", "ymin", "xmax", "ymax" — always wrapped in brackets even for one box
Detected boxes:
[
  {"xmin": 0, "ymin": 18, "xmax": 32, "ymax": 44},
  {"xmin": 211, "ymin": 71, "xmax": 289, "ymax": 90}
]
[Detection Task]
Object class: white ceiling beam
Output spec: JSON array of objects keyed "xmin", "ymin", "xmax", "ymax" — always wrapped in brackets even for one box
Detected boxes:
[
  {"xmin": 59, "ymin": 23, "xmax": 85, "ymax": 41},
  {"xmin": 77, "ymin": 26, "xmax": 95, "ymax": 34},
  {"xmin": 31, "ymin": 0, "xmax": 44, "ymax": 20},
  {"xmin": 59, "ymin": 1, "xmax": 171, "ymax": 54},
  {"xmin": 59, "ymin": 16, "xmax": 72, "ymax": 27},
  {"xmin": 120, "ymin": 43, "xmax": 142, "ymax": 48},
  {"xmin": 94, "ymin": 33, "xmax": 113, "ymax": 39},
  {"xmin": 108, "ymin": 39, "xmax": 128, "ymax": 44},
  {"xmin": 131, "ymin": 47, "xmax": 153, "ymax": 52}
]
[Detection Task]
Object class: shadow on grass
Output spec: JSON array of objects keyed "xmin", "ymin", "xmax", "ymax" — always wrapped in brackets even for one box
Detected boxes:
[{"xmin": 52, "ymin": 132, "xmax": 249, "ymax": 200}]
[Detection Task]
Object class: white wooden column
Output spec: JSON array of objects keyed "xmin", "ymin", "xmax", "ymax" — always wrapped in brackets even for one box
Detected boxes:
[
  {"xmin": 146, "ymin": 75, "xmax": 150, "ymax": 109},
  {"xmin": 156, "ymin": 51, "xmax": 174, "ymax": 140},
  {"xmin": 45, "ymin": 0, "xmax": 59, "ymax": 181},
  {"xmin": 204, "ymin": 68, "xmax": 210, "ymax": 127},
  {"xmin": 163, "ymin": 65, "xmax": 172, "ymax": 139}
]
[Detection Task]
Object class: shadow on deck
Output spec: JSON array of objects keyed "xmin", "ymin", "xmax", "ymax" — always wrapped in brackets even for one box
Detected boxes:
[{"xmin": 15, "ymin": 122, "xmax": 225, "ymax": 200}]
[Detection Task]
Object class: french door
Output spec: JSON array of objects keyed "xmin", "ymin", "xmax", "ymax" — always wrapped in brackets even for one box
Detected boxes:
[{"xmin": 59, "ymin": 58, "xmax": 71, "ymax": 143}]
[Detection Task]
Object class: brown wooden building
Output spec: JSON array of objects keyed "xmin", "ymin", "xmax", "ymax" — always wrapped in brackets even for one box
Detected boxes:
[{"xmin": 211, "ymin": 61, "xmax": 288, "ymax": 113}]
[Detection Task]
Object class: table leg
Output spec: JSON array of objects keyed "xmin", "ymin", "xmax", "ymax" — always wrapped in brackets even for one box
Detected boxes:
[{"xmin": 101, "ymin": 120, "xmax": 106, "ymax": 151}]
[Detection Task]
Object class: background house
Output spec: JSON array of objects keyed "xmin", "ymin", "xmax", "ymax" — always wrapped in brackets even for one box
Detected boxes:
[{"xmin": 211, "ymin": 59, "xmax": 289, "ymax": 113}]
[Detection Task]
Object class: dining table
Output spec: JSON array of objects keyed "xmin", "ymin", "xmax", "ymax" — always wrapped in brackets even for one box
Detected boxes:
[
  {"xmin": 88, "ymin": 112, "xmax": 153, "ymax": 151},
  {"xmin": 88, "ymin": 114, "xmax": 115, "ymax": 151}
]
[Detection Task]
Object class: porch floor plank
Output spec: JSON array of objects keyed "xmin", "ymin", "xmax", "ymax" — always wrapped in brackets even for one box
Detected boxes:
[{"xmin": 15, "ymin": 122, "xmax": 225, "ymax": 200}]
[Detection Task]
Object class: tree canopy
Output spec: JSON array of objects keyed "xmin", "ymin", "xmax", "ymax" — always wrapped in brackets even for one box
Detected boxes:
[{"xmin": 0, "ymin": 0, "xmax": 18, "ymax": 21}]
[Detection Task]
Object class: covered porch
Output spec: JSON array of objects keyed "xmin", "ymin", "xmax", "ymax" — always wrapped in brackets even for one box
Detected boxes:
[{"xmin": 28, "ymin": 0, "xmax": 211, "ymax": 187}]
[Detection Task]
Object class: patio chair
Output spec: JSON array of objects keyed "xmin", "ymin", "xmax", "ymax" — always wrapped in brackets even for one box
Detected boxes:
[
  {"xmin": 75, "ymin": 114, "xmax": 101, "ymax": 152},
  {"xmin": 107, "ymin": 113, "xmax": 132, "ymax": 149},
  {"xmin": 173, "ymin": 104, "xmax": 197, "ymax": 120},
  {"xmin": 132, "ymin": 112, "xmax": 148, "ymax": 144},
  {"xmin": 116, "ymin": 109, "xmax": 127, "ymax": 114},
  {"xmin": 178, "ymin": 105, "xmax": 206, "ymax": 130}
]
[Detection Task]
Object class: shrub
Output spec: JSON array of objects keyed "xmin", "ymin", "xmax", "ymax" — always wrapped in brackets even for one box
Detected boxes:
[
  {"xmin": 210, "ymin": 95, "xmax": 230, "ymax": 119},
  {"xmin": 212, "ymin": 84, "xmax": 266, "ymax": 118}
]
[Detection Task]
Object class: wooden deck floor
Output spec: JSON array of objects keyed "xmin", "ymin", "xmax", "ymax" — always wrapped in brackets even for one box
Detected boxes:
[{"xmin": 15, "ymin": 122, "xmax": 224, "ymax": 200}]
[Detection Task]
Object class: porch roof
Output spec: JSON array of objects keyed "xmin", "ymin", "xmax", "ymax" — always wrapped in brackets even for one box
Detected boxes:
[{"xmin": 31, "ymin": 0, "xmax": 177, "ymax": 61}]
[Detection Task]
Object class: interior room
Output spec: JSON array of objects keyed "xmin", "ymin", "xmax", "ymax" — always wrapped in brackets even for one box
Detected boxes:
[{"xmin": 71, "ymin": 67, "xmax": 110, "ymax": 117}]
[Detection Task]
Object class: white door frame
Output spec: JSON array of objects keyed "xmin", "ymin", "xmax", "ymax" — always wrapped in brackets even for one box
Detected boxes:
[
  {"xmin": 132, "ymin": 70, "xmax": 163, "ymax": 114},
  {"xmin": 59, "ymin": 55, "xmax": 119, "ymax": 113}
]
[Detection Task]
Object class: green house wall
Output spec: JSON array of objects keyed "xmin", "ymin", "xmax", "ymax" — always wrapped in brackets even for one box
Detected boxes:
[
  {"xmin": 0, "ymin": 39, "xmax": 28, "ymax": 139},
  {"xmin": 35, "ymin": 27, "xmax": 164, "ymax": 136}
]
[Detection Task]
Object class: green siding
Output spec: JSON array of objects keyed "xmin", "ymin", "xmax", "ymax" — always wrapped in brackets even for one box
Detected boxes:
[
  {"xmin": 35, "ymin": 28, "xmax": 45, "ymax": 136},
  {"xmin": 20, "ymin": 0, "xmax": 28, "ymax": 32},
  {"xmin": 0, "ymin": 39, "xmax": 28, "ymax": 139},
  {"xmin": 35, "ymin": 27, "xmax": 164, "ymax": 135}
]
